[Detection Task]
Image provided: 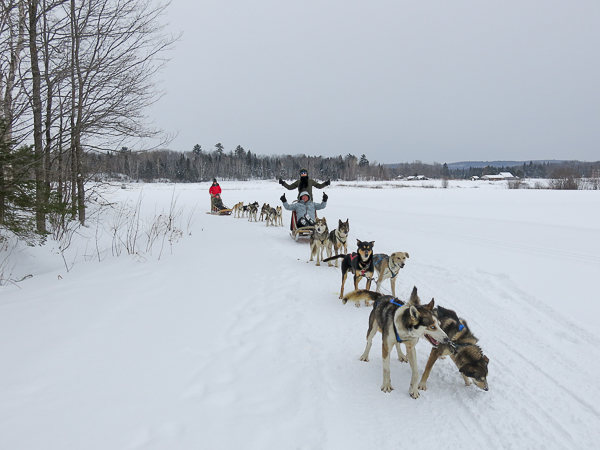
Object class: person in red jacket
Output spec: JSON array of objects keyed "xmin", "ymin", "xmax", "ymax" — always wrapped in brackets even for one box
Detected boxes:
[{"xmin": 209, "ymin": 178, "xmax": 221, "ymax": 197}]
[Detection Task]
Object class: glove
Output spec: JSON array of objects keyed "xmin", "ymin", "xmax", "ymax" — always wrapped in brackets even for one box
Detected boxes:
[
  {"xmin": 325, "ymin": 179, "xmax": 331, "ymax": 186},
  {"xmin": 280, "ymin": 194, "xmax": 287, "ymax": 203},
  {"xmin": 322, "ymin": 192, "xmax": 328, "ymax": 202},
  {"xmin": 278, "ymin": 178, "xmax": 284, "ymax": 185}
]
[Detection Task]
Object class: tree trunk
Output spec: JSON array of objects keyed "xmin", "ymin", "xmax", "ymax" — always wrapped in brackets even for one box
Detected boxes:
[{"xmin": 28, "ymin": 0, "xmax": 46, "ymax": 233}]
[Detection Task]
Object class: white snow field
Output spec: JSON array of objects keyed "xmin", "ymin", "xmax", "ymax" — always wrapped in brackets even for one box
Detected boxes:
[{"xmin": 1, "ymin": 180, "xmax": 599, "ymax": 450}]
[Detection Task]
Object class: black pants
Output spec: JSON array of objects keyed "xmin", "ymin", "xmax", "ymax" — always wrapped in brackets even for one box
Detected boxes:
[{"xmin": 297, "ymin": 216, "xmax": 315, "ymax": 228}]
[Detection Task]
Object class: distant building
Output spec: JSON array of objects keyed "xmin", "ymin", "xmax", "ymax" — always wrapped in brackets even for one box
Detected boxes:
[
  {"xmin": 406, "ymin": 175, "xmax": 428, "ymax": 181},
  {"xmin": 482, "ymin": 172, "xmax": 516, "ymax": 181}
]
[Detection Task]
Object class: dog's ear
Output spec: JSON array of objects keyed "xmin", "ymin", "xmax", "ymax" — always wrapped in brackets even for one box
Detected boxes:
[
  {"xmin": 424, "ymin": 299, "xmax": 435, "ymax": 310},
  {"xmin": 406, "ymin": 252, "xmax": 409, "ymax": 258},
  {"xmin": 370, "ymin": 241, "xmax": 375, "ymax": 246},
  {"xmin": 339, "ymin": 219, "xmax": 342, "ymax": 225},
  {"xmin": 356, "ymin": 239, "xmax": 361, "ymax": 245},
  {"xmin": 483, "ymin": 355, "xmax": 490, "ymax": 364},
  {"xmin": 409, "ymin": 305, "xmax": 420, "ymax": 322},
  {"xmin": 459, "ymin": 364, "xmax": 476, "ymax": 378}
]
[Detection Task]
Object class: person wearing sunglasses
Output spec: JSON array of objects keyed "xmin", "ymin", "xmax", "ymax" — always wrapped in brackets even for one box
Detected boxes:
[{"xmin": 279, "ymin": 168, "xmax": 330, "ymax": 200}]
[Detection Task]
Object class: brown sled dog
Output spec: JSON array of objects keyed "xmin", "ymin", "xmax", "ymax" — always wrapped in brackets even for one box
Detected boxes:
[{"xmin": 417, "ymin": 305, "xmax": 489, "ymax": 392}]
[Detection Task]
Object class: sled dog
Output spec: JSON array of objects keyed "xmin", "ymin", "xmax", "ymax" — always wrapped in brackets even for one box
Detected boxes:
[
  {"xmin": 373, "ymin": 252, "xmax": 409, "ymax": 297},
  {"xmin": 247, "ymin": 202, "xmax": 259, "ymax": 222},
  {"xmin": 233, "ymin": 202, "xmax": 244, "ymax": 218},
  {"xmin": 266, "ymin": 206, "xmax": 278, "ymax": 227},
  {"xmin": 259, "ymin": 203, "xmax": 270, "ymax": 221},
  {"xmin": 265, "ymin": 206, "xmax": 275, "ymax": 227},
  {"xmin": 418, "ymin": 305, "xmax": 489, "ymax": 392},
  {"xmin": 328, "ymin": 219, "xmax": 350, "ymax": 268},
  {"xmin": 352, "ymin": 287, "xmax": 449, "ymax": 399},
  {"xmin": 275, "ymin": 206, "xmax": 283, "ymax": 226},
  {"xmin": 309, "ymin": 218, "xmax": 331, "ymax": 266},
  {"xmin": 323, "ymin": 239, "xmax": 375, "ymax": 299}
]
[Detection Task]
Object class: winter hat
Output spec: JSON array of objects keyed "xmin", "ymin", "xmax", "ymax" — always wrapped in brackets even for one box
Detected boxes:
[
  {"xmin": 212, "ymin": 178, "xmax": 217, "ymax": 183},
  {"xmin": 300, "ymin": 168, "xmax": 308, "ymax": 174},
  {"xmin": 299, "ymin": 191, "xmax": 310, "ymax": 201}
]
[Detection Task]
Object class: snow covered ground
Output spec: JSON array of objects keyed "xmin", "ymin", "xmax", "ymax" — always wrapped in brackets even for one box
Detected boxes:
[{"xmin": 1, "ymin": 179, "xmax": 599, "ymax": 450}]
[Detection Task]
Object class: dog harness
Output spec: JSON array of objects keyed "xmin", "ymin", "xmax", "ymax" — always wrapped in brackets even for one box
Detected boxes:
[
  {"xmin": 373, "ymin": 254, "xmax": 400, "ymax": 279},
  {"xmin": 334, "ymin": 229, "xmax": 347, "ymax": 245},
  {"xmin": 378, "ymin": 298, "xmax": 406, "ymax": 343},
  {"xmin": 350, "ymin": 253, "xmax": 373, "ymax": 277}
]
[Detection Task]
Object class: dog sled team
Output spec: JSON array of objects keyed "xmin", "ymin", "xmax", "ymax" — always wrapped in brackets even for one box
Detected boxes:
[{"xmin": 208, "ymin": 170, "xmax": 490, "ymax": 399}]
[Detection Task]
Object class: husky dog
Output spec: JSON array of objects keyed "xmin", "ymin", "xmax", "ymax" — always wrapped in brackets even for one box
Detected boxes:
[
  {"xmin": 266, "ymin": 206, "xmax": 277, "ymax": 227},
  {"xmin": 275, "ymin": 206, "xmax": 283, "ymax": 226},
  {"xmin": 352, "ymin": 287, "xmax": 448, "ymax": 399},
  {"xmin": 418, "ymin": 305, "xmax": 489, "ymax": 392},
  {"xmin": 259, "ymin": 203, "xmax": 270, "ymax": 221},
  {"xmin": 328, "ymin": 219, "xmax": 350, "ymax": 268},
  {"xmin": 309, "ymin": 218, "xmax": 331, "ymax": 266},
  {"xmin": 323, "ymin": 239, "xmax": 375, "ymax": 299},
  {"xmin": 247, "ymin": 202, "xmax": 259, "ymax": 222},
  {"xmin": 232, "ymin": 202, "xmax": 244, "ymax": 218},
  {"xmin": 240, "ymin": 204, "xmax": 250, "ymax": 218},
  {"xmin": 373, "ymin": 252, "xmax": 409, "ymax": 297}
]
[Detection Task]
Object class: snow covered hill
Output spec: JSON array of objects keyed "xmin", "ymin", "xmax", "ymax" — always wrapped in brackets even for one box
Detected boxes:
[{"xmin": 1, "ymin": 180, "xmax": 599, "ymax": 449}]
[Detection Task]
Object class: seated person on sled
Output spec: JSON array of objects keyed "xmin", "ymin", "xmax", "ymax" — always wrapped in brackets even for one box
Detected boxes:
[
  {"xmin": 280, "ymin": 190, "xmax": 327, "ymax": 228},
  {"xmin": 211, "ymin": 193, "xmax": 228, "ymax": 211}
]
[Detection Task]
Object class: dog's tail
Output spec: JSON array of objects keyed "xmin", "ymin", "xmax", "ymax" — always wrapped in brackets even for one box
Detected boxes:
[
  {"xmin": 323, "ymin": 254, "xmax": 346, "ymax": 262},
  {"xmin": 342, "ymin": 289, "xmax": 383, "ymax": 305}
]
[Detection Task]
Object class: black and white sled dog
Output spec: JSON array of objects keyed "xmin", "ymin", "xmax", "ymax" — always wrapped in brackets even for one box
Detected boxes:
[
  {"xmin": 328, "ymin": 219, "xmax": 350, "ymax": 268},
  {"xmin": 323, "ymin": 239, "xmax": 374, "ymax": 299},
  {"xmin": 309, "ymin": 217, "xmax": 331, "ymax": 266},
  {"xmin": 418, "ymin": 305, "xmax": 489, "ymax": 392},
  {"xmin": 373, "ymin": 252, "xmax": 409, "ymax": 297},
  {"xmin": 247, "ymin": 202, "xmax": 259, "ymax": 222},
  {"xmin": 347, "ymin": 287, "xmax": 449, "ymax": 399}
]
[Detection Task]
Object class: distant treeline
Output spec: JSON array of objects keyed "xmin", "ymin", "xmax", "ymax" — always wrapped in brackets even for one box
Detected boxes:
[
  {"xmin": 89, "ymin": 145, "xmax": 391, "ymax": 182},
  {"xmin": 88, "ymin": 144, "xmax": 600, "ymax": 182}
]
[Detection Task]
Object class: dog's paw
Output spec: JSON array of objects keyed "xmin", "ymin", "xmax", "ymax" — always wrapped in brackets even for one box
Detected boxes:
[
  {"xmin": 359, "ymin": 355, "xmax": 369, "ymax": 362},
  {"xmin": 409, "ymin": 387, "xmax": 420, "ymax": 399},
  {"xmin": 381, "ymin": 384, "xmax": 394, "ymax": 393},
  {"xmin": 354, "ymin": 302, "xmax": 360, "ymax": 308},
  {"xmin": 397, "ymin": 354, "xmax": 408, "ymax": 363},
  {"xmin": 418, "ymin": 382, "xmax": 427, "ymax": 391}
]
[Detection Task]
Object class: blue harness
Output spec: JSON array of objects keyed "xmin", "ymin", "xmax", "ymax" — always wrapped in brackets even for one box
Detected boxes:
[
  {"xmin": 390, "ymin": 299, "xmax": 406, "ymax": 342},
  {"xmin": 373, "ymin": 254, "xmax": 399, "ymax": 279}
]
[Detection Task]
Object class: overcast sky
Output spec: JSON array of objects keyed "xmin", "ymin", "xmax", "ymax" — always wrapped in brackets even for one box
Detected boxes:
[{"xmin": 147, "ymin": 0, "xmax": 600, "ymax": 164}]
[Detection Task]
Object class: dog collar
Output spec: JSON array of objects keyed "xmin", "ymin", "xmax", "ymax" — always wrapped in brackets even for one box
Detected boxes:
[{"xmin": 458, "ymin": 323, "xmax": 465, "ymax": 331}]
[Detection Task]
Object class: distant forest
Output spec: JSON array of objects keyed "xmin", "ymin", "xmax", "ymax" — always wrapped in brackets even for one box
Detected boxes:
[{"xmin": 90, "ymin": 144, "xmax": 600, "ymax": 182}]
